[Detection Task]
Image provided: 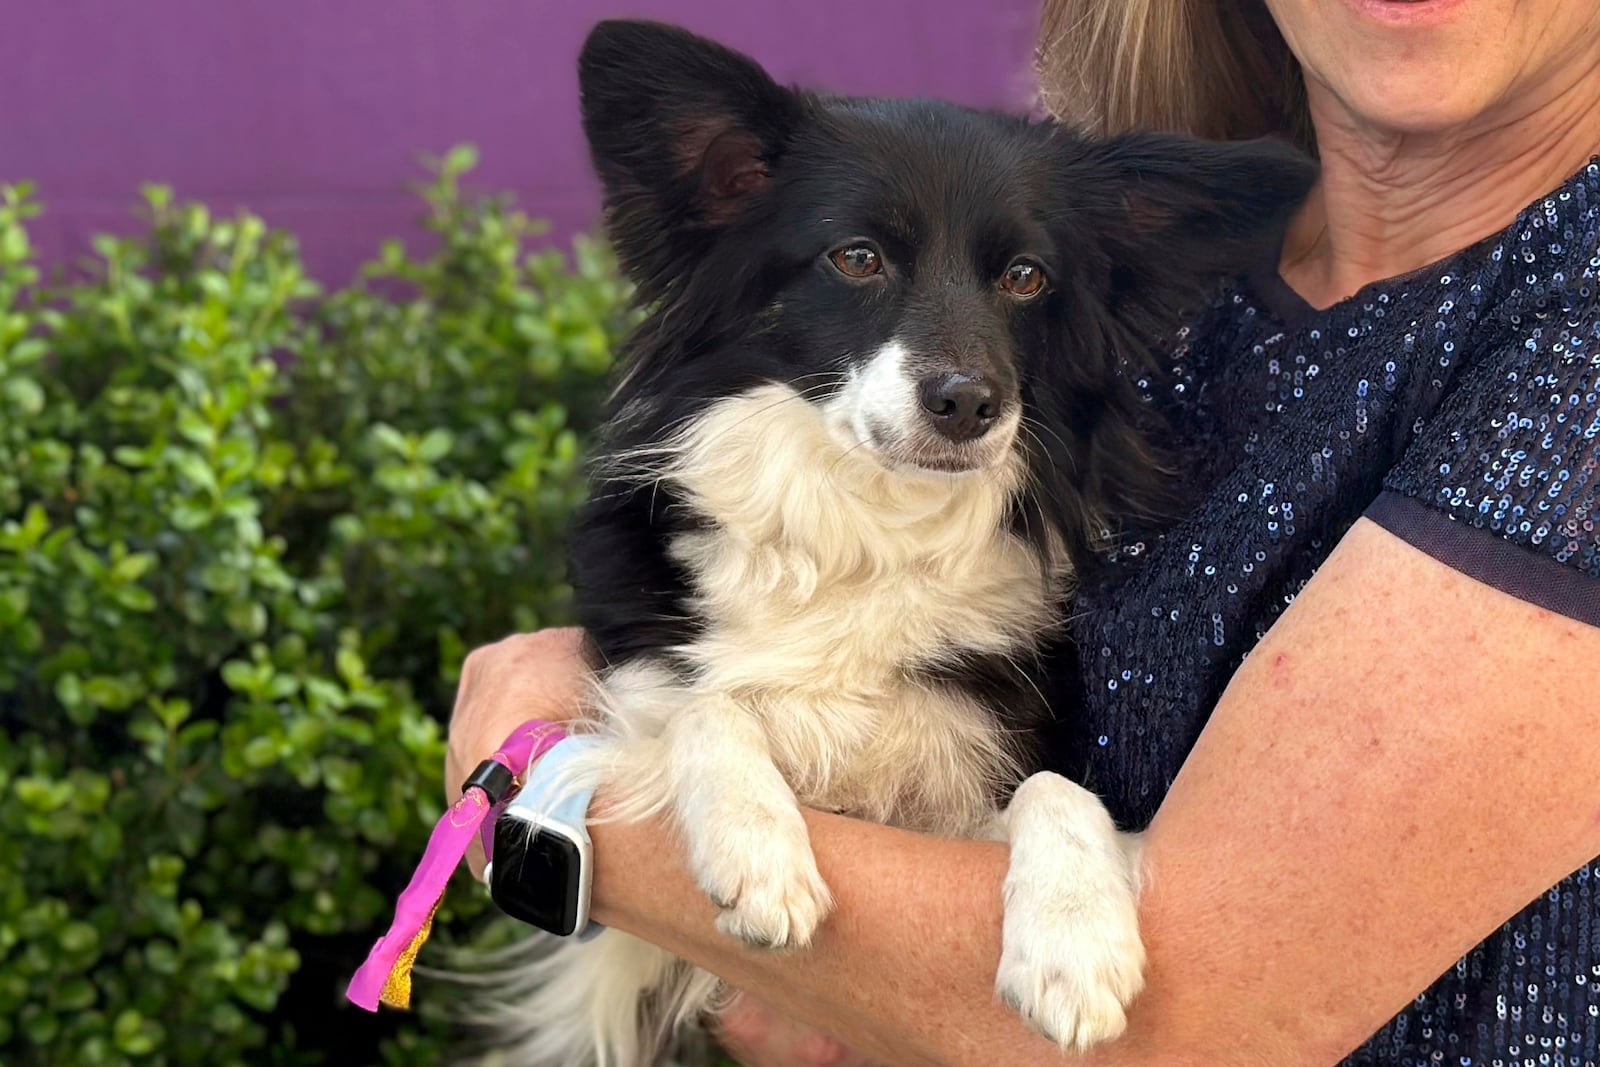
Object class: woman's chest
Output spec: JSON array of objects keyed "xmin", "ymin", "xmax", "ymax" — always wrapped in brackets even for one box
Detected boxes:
[{"xmin": 1052, "ymin": 288, "xmax": 1482, "ymax": 826}]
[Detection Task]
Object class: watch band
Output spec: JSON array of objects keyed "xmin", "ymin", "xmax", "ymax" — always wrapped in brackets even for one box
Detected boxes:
[
  {"xmin": 501, "ymin": 734, "xmax": 607, "ymax": 940},
  {"xmin": 502, "ymin": 734, "xmax": 605, "ymax": 853}
]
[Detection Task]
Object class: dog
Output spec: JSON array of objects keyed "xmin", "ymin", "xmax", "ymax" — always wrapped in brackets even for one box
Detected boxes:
[{"xmin": 475, "ymin": 19, "xmax": 1315, "ymax": 1066}]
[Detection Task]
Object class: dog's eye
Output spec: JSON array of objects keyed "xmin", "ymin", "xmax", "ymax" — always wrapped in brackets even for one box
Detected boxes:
[
  {"xmin": 829, "ymin": 245, "xmax": 882, "ymax": 278},
  {"xmin": 1000, "ymin": 260, "xmax": 1046, "ymax": 299}
]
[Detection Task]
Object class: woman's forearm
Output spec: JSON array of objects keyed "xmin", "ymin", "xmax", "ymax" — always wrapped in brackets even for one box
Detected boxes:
[
  {"xmin": 591, "ymin": 802, "xmax": 1284, "ymax": 1067},
  {"xmin": 591, "ymin": 808, "xmax": 1087, "ymax": 1067}
]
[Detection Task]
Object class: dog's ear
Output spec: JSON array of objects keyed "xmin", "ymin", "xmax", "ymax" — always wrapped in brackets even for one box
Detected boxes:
[
  {"xmin": 578, "ymin": 20, "xmax": 803, "ymax": 297},
  {"xmin": 1068, "ymin": 133, "xmax": 1318, "ymax": 336},
  {"xmin": 1033, "ymin": 135, "xmax": 1315, "ymax": 542}
]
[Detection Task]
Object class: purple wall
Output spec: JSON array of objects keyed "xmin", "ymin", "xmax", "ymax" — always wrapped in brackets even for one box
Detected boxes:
[{"xmin": 1, "ymin": 1, "xmax": 1041, "ymax": 282}]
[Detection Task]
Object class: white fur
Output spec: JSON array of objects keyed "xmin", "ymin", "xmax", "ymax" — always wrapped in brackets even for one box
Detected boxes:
[
  {"xmin": 839, "ymin": 339, "xmax": 920, "ymax": 447},
  {"xmin": 489, "ymin": 384, "xmax": 1144, "ymax": 1065},
  {"xmin": 995, "ymin": 772, "xmax": 1147, "ymax": 1051},
  {"xmin": 829, "ymin": 338, "xmax": 1023, "ymax": 475},
  {"xmin": 470, "ymin": 929, "xmax": 716, "ymax": 1067}
]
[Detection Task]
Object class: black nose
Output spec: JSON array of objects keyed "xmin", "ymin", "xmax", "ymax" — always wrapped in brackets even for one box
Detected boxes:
[{"xmin": 917, "ymin": 373, "xmax": 1002, "ymax": 442}]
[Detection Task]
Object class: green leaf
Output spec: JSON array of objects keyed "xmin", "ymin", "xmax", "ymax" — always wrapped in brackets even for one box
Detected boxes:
[
  {"xmin": 15, "ymin": 502, "xmax": 49, "ymax": 547},
  {"xmin": 113, "ymin": 444, "xmax": 153, "ymax": 468},
  {"xmin": 112, "ymin": 1008, "xmax": 163, "ymax": 1055},
  {"xmin": 57, "ymin": 976, "xmax": 97, "ymax": 1011},
  {"xmin": 8, "ymin": 337, "xmax": 48, "ymax": 366},
  {"xmin": 113, "ymin": 584, "xmax": 157, "ymax": 612},
  {"xmin": 224, "ymin": 599, "xmax": 267, "ymax": 637},
  {"xmin": 3, "ymin": 376, "xmax": 44, "ymax": 416},
  {"xmin": 416, "ymin": 427, "xmax": 454, "ymax": 463},
  {"xmin": 177, "ymin": 721, "xmax": 219, "ymax": 747},
  {"xmin": 171, "ymin": 451, "xmax": 218, "ymax": 493},
  {"xmin": 176, "ymin": 408, "xmax": 218, "ymax": 448},
  {"xmin": 220, "ymin": 660, "xmax": 257, "ymax": 693},
  {"xmin": 22, "ymin": 1008, "xmax": 59, "ymax": 1046},
  {"xmin": 0, "ymin": 585, "xmax": 28, "ymax": 626},
  {"xmin": 57, "ymin": 920, "xmax": 100, "ymax": 956},
  {"xmin": 442, "ymin": 143, "xmax": 479, "ymax": 177},
  {"xmin": 1, "ymin": 222, "xmax": 28, "ymax": 261},
  {"xmin": 369, "ymin": 423, "xmax": 408, "ymax": 455},
  {"xmin": 110, "ymin": 552, "xmax": 157, "ymax": 583},
  {"xmin": 335, "ymin": 647, "xmax": 365, "ymax": 685},
  {"xmin": 170, "ymin": 501, "xmax": 211, "ymax": 530},
  {"xmin": 83, "ymin": 676, "xmax": 139, "ymax": 710},
  {"xmin": 241, "ymin": 736, "xmax": 277, "ymax": 769},
  {"xmin": 146, "ymin": 854, "xmax": 183, "ymax": 892},
  {"xmin": 141, "ymin": 183, "xmax": 173, "ymax": 211},
  {"xmin": 145, "ymin": 940, "xmax": 179, "ymax": 976},
  {"xmin": 152, "ymin": 697, "xmax": 191, "ymax": 729}
]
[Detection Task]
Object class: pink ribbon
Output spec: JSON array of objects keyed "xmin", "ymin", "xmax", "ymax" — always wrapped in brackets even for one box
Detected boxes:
[{"xmin": 345, "ymin": 719, "xmax": 568, "ymax": 1012}]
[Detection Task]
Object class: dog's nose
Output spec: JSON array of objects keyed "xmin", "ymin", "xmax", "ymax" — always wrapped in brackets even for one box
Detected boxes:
[{"xmin": 917, "ymin": 373, "xmax": 1001, "ymax": 442}]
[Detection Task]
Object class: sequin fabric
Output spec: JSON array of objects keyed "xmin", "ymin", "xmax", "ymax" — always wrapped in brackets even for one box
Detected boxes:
[{"xmin": 1047, "ymin": 159, "xmax": 1600, "ymax": 1065}]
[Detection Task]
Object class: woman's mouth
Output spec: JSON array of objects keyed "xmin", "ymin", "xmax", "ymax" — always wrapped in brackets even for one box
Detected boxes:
[{"xmin": 1345, "ymin": 0, "xmax": 1468, "ymax": 24}]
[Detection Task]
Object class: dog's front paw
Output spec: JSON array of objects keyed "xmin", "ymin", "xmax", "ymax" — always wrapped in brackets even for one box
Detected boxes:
[
  {"xmin": 995, "ymin": 772, "xmax": 1145, "ymax": 1052},
  {"xmin": 994, "ymin": 894, "xmax": 1145, "ymax": 1052},
  {"xmin": 690, "ymin": 801, "xmax": 832, "ymax": 951}
]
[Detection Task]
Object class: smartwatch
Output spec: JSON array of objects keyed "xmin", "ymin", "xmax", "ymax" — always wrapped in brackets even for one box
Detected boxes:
[{"xmin": 485, "ymin": 735, "xmax": 607, "ymax": 940}]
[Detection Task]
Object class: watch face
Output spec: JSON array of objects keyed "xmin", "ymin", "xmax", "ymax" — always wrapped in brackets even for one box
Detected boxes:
[{"xmin": 489, "ymin": 816, "xmax": 582, "ymax": 936}]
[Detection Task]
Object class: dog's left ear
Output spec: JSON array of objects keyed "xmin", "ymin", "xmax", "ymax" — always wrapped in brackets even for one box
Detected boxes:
[
  {"xmin": 1070, "ymin": 133, "xmax": 1318, "ymax": 333},
  {"xmin": 1034, "ymin": 135, "xmax": 1315, "ymax": 535},
  {"xmin": 578, "ymin": 20, "xmax": 803, "ymax": 297}
]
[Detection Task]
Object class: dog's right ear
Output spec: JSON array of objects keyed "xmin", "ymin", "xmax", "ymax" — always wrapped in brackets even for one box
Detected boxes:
[
  {"xmin": 578, "ymin": 20, "xmax": 803, "ymax": 298},
  {"xmin": 1068, "ymin": 133, "xmax": 1318, "ymax": 338}
]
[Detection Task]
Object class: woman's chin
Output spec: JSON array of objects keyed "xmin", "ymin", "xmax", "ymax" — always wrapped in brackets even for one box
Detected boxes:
[{"xmin": 1314, "ymin": 72, "xmax": 1511, "ymax": 142}]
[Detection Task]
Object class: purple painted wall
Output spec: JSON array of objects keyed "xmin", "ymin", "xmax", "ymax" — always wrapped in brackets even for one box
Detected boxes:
[{"xmin": 1, "ymin": 1, "xmax": 1041, "ymax": 282}]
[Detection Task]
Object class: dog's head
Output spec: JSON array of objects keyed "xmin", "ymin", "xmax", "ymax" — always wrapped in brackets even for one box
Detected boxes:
[{"xmin": 578, "ymin": 20, "xmax": 1315, "ymax": 534}]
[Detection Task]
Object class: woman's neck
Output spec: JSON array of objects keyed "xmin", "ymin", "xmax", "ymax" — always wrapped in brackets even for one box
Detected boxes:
[{"xmin": 1280, "ymin": 58, "xmax": 1600, "ymax": 310}]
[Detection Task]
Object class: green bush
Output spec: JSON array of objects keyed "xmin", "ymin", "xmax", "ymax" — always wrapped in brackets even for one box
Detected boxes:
[{"xmin": 0, "ymin": 147, "xmax": 636, "ymax": 1066}]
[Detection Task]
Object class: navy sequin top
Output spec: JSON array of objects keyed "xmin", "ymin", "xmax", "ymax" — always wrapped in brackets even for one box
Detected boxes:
[{"xmin": 1050, "ymin": 158, "xmax": 1600, "ymax": 1064}]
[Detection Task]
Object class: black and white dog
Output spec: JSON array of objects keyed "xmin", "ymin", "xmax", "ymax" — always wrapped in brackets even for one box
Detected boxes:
[{"xmin": 484, "ymin": 19, "xmax": 1313, "ymax": 1067}]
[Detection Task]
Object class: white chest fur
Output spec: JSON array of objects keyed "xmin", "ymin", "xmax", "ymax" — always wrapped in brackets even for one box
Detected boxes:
[{"xmin": 605, "ymin": 385, "xmax": 1067, "ymax": 832}]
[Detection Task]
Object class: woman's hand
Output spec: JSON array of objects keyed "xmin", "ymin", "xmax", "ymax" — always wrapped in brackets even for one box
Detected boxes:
[
  {"xmin": 443, "ymin": 627, "xmax": 592, "ymax": 879},
  {"xmin": 714, "ymin": 993, "xmax": 887, "ymax": 1067},
  {"xmin": 443, "ymin": 628, "xmax": 872, "ymax": 1067}
]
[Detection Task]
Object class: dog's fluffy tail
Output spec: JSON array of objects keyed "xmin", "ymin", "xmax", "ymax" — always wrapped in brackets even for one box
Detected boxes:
[{"xmin": 452, "ymin": 928, "xmax": 722, "ymax": 1067}]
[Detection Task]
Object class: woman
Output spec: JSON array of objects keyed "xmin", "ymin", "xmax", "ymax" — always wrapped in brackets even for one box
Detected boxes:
[{"xmin": 447, "ymin": 0, "xmax": 1600, "ymax": 1063}]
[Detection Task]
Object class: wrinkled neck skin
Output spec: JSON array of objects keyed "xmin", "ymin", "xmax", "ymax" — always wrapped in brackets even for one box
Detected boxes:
[{"xmin": 1281, "ymin": 52, "xmax": 1600, "ymax": 309}]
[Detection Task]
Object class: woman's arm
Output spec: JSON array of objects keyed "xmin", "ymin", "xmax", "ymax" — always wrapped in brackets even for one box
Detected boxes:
[{"xmin": 577, "ymin": 519, "xmax": 1600, "ymax": 1066}]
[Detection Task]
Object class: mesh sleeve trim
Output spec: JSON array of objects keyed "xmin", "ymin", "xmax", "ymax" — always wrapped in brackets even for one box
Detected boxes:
[{"xmin": 1365, "ymin": 491, "xmax": 1600, "ymax": 628}]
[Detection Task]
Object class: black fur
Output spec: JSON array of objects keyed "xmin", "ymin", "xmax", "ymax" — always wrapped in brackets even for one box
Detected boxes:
[{"xmin": 569, "ymin": 19, "xmax": 1316, "ymax": 708}]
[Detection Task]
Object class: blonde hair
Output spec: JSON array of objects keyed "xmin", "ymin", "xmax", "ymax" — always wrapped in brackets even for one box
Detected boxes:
[{"xmin": 1035, "ymin": 0, "xmax": 1315, "ymax": 155}]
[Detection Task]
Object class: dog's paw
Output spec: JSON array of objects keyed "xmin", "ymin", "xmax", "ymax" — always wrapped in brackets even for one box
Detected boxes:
[
  {"xmin": 995, "ymin": 772, "xmax": 1146, "ymax": 1052},
  {"xmin": 690, "ymin": 801, "xmax": 832, "ymax": 951},
  {"xmin": 994, "ymin": 898, "xmax": 1145, "ymax": 1052}
]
